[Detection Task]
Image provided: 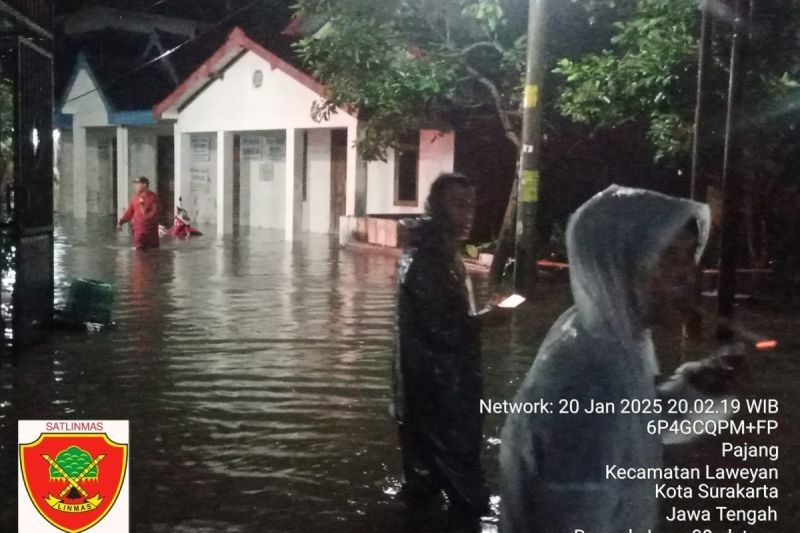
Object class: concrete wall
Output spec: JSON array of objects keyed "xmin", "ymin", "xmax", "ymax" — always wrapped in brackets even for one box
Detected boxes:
[
  {"xmin": 172, "ymin": 51, "xmax": 362, "ymax": 235},
  {"xmin": 170, "ymin": 50, "xmax": 455, "ymax": 234},
  {"xmin": 240, "ymin": 131, "xmax": 286, "ymax": 230},
  {"xmin": 176, "ymin": 51, "xmax": 358, "ymax": 133},
  {"xmin": 86, "ymin": 128, "xmax": 115, "ymax": 215},
  {"xmin": 56, "ymin": 126, "xmax": 167, "ymax": 217},
  {"xmin": 61, "ymin": 67, "xmax": 109, "ymax": 127},
  {"xmin": 303, "ymin": 129, "xmax": 332, "ymax": 233},
  {"xmin": 366, "ymin": 129, "xmax": 455, "ymax": 215},
  {"xmin": 129, "ymin": 129, "xmax": 158, "ymax": 192},
  {"xmin": 59, "ymin": 64, "xmax": 174, "ymax": 218},
  {"xmin": 183, "ymin": 132, "xmax": 217, "ymax": 226}
]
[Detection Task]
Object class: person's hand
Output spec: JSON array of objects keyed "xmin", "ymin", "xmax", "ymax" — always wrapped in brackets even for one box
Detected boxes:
[
  {"xmin": 711, "ymin": 341, "xmax": 748, "ymax": 372},
  {"xmin": 116, "ymin": 221, "xmax": 123, "ymax": 232},
  {"xmin": 676, "ymin": 342, "xmax": 748, "ymax": 393},
  {"xmin": 477, "ymin": 294, "xmax": 515, "ymax": 327}
]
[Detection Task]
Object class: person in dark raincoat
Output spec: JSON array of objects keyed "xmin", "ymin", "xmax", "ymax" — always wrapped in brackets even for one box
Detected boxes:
[
  {"xmin": 500, "ymin": 186, "xmax": 745, "ymax": 532},
  {"xmin": 393, "ymin": 172, "xmax": 509, "ymax": 519}
]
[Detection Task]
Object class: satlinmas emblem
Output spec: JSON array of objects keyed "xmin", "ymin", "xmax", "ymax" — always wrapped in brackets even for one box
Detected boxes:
[{"xmin": 19, "ymin": 433, "xmax": 127, "ymax": 533}]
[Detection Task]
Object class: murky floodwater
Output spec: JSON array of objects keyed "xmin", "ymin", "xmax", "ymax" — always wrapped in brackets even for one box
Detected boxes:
[
  {"xmin": 1, "ymin": 217, "xmax": 798, "ymax": 532},
  {"xmin": 0, "ymin": 217, "xmax": 569, "ymax": 532}
]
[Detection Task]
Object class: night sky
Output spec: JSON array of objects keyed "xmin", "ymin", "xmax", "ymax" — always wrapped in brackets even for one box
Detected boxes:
[
  {"xmin": 53, "ymin": 0, "xmax": 296, "ymax": 97},
  {"xmin": 55, "ymin": 0, "xmax": 292, "ymax": 25}
]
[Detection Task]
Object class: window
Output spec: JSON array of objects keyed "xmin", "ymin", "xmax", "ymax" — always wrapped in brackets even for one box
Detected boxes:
[{"xmin": 394, "ymin": 131, "xmax": 419, "ymax": 206}]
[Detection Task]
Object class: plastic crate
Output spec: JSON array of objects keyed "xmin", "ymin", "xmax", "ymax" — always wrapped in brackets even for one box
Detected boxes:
[{"xmin": 64, "ymin": 279, "xmax": 114, "ymax": 325}]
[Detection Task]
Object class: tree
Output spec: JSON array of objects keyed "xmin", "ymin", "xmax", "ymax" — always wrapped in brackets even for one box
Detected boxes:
[
  {"xmin": 294, "ymin": 0, "xmax": 529, "ymax": 157},
  {"xmin": 293, "ymin": 0, "xmax": 631, "ymax": 286},
  {"xmin": 555, "ymin": 0, "xmax": 800, "ymax": 271}
]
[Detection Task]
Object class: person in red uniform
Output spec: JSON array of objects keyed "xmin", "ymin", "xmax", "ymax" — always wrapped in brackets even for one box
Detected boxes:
[{"xmin": 117, "ymin": 176, "xmax": 160, "ymax": 249}]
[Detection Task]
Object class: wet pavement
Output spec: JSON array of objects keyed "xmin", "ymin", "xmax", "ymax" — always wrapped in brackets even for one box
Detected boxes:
[{"xmin": 1, "ymin": 217, "xmax": 798, "ymax": 532}]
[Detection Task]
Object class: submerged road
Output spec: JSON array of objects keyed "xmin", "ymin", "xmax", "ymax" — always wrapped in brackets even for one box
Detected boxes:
[
  {"xmin": 0, "ymin": 217, "xmax": 561, "ymax": 532},
  {"xmin": 1, "ymin": 216, "xmax": 797, "ymax": 531}
]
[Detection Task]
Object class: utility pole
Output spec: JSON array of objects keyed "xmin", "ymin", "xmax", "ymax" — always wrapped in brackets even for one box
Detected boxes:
[
  {"xmin": 717, "ymin": 0, "xmax": 750, "ymax": 339},
  {"xmin": 686, "ymin": 0, "xmax": 714, "ymax": 340},
  {"xmin": 690, "ymin": 0, "xmax": 714, "ymax": 204},
  {"xmin": 513, "ymin": 0, "xmax": 547, "ymax": 298}
]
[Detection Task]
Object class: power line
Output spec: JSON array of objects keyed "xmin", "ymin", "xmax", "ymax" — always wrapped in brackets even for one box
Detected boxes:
[
  {"xmin": 62, "ymin": 0, "xmax": 266, "ymax": 106},
  {"xmin": 145, "ymin": 0, "xmax": 174, "ymax": 10}
]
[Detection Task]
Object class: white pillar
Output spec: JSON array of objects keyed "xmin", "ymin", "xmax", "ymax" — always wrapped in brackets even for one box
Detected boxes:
[
  {"xmin": 174, "ymin": 127, "xmax": 189, "ymax": 208},
  {"xmin": 284, "ymin": 128, "xmax": 298, "ymax": 241},
  {"xmin": 345, "ymin": 124, "xmax": 358, "ymax": 216},
  {"xmin": 116, "ymin": 126, "xmax": 129, "ymax": 217},
  {"xmin": 144, "ymin": 130, "xmax": 158, "ymax": 193},
  {"xmin": 72, "ymin": 123, "xmax": 88, "ymax": 218},
  {"xmin": 216, "ymin": 130, "xmax": 234, "ymax": 236}
]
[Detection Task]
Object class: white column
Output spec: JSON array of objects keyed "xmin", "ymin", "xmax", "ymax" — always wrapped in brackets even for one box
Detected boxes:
[
  {"xmin": 72, "ymin": 122, "xmax": 88, "ymax": 218},
  {"xmin": 144, "ymin": 130, "xmax": 158, "ymax": 192},
  {"xmin": 174, "ymin": 127, "xmax": 188, "ymax": 208},
  {"xmin": 116, "ymin": 126, "xmax": 129, "ymax": 217},
  {"xmin": 216, "ymin": 130, "xmax": 234, "ymax": 236},
  {"xmin": 284, "ymin": 128, "xmax": 298, "ymax": 241},
  {"xmin": 345, "ymin": 124, "xmax": 358, "ymax": 216}
]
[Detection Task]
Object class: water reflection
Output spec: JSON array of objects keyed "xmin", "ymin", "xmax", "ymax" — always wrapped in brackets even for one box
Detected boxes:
[{"xmin": 0, "ymin": 216, "xmax": 569, "ymax": 532}]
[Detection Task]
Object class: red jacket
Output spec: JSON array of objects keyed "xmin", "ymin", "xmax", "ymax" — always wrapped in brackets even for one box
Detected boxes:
[{"xmin": 120, "ymin": 191, "xmax": 160, "ymax": 239}]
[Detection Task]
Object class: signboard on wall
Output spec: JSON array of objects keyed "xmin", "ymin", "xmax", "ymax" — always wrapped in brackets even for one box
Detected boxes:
[
  {"xmin": 264, "ymin": 134, "xmax": 285, "ymax": 161},
  {"xmin": 241, "ymin": 136, "xmax": 264, "ymax": 160},
  {"xmin": 190, "ymin": 167, "xmax": 210, "ymax": 192},
  {"xmin": 191, "ymin": 136, "xmax": 210, "ymax": 161}
]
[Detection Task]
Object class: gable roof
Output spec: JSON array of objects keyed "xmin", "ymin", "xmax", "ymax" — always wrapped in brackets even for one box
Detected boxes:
[
  {"xmin": 57, "ymin": 6, "xmax": 204, "ymax": 38},
  {"xmin": 58, "ymin": 28, "xmax": 192, "ymax": 114},
  {"xmin": 59, "ymin": 52, "xmax": 112, "ymax": 115},
  {"xmin": 154, "ymin": 27, "xmax": 346, "ymax": 119}
]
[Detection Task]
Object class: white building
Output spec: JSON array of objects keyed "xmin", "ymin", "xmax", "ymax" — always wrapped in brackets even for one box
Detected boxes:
[
  {"xmin": 55, "ymin": 9, "xmax": 203, "ymax": 222},
  {"xmin": 153, "ymin": 28, "xmax": 455, "ymax": 240}
]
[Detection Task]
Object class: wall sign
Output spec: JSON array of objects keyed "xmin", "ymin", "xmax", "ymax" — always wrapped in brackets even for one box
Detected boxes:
[
  {"xmin": 191, "ymin": 136, "xmax": 210, "ymax": 161},
  {"xmin": 264, "ymin": 134, "xmax": 285, "ymax": 161},
  {"xmin": 241, "ymin": 136, "xmax": 264, "ymax": 160},
  {"xmin": 189, "ymin": 167, "xmax": 210, "ymax": 192}
]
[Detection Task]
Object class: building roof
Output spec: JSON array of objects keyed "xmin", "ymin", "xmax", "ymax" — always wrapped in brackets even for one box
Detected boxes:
[
  {"xmin": 57, "ymin": 6, "xmax": 204, "ymax": 38},
  {"xmin": 57, "ymin": 30, "xmax": 183, "ymax": 112},
  {"xmin": 154, "ymin": 27, "xmax": 349, "ymax": 119}
]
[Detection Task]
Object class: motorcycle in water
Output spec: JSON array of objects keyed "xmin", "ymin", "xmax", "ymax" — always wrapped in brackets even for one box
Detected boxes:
[{"xmin": 159, "ymin": 206, "xmax": 203, "ymax": 239}]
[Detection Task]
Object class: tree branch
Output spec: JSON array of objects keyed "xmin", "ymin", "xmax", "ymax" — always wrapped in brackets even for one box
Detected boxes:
[
  {"xmin": 459, "ymin": 41, "xmax": 505, "ymax": 56},
  {"xmin": 464, "ymin": 63, "xmax": 521, "ymax": 147}
]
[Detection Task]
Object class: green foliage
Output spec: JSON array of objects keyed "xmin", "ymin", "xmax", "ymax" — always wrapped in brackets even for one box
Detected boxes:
[
  {"xmin": 296, "ymin": 0, "xmax": 800, "ymax": 181},
  {"xmin": 555, "ymin": 0, "xmax": 698, "ymax": 160},
  {"xmin": 463, "ymin": 0, "xmax": 505, "ymax": 33},
  {"xmin": 555, "ymin": 0, "xmax": 800, "ymax": 165},
  {"xmin": 293, "ymin": 0, "xmax": 528, "ymax": 160}
]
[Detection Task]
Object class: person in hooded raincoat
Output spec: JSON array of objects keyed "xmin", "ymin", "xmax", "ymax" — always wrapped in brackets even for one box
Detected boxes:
[
  {"xmin": 499, "ymin": 185, "xmax": 744, "ymax": 532},
  {"xmin": 393, "ymin": 172, "xmax": 510, "ymax": 519}
]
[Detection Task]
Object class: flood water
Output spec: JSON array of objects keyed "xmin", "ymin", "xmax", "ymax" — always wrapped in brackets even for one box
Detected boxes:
[
  {"xmin": 0, "ymin": 217, "xmax": 568, "ymax": 532},
  {"xmin": 1, "ymin": 217, "xmax": 798, "ymax": 532}
]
